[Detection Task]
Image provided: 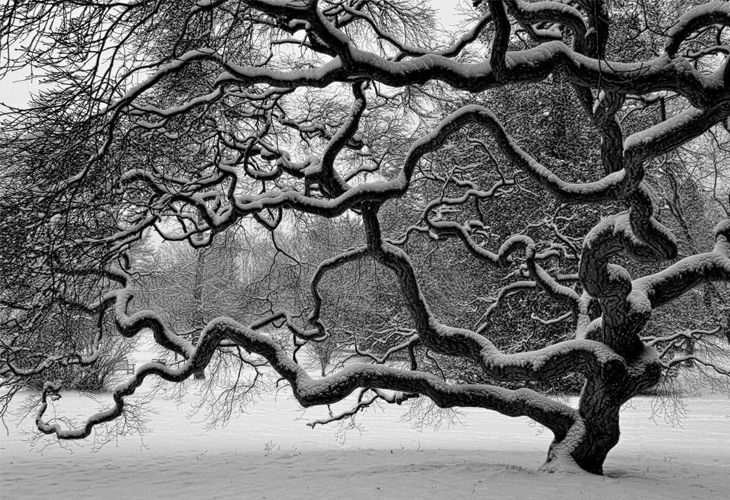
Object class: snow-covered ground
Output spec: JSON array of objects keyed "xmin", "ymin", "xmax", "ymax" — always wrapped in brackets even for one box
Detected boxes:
[
  {"xmin": 2, "ymin": 387, "xmax": 728, "ymax": 499},
  {"xmin": 2, "ymin": 349, "xmax": 729, "ymax": 499}
]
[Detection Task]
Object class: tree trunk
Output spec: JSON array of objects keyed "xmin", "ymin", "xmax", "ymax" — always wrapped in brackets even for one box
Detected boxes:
[
  {"xmin": 543, "ymin": 409, "xmax": 620, "ymax": 474},
  {"xmin": 542, "ymin": 353, "xmax": 662, "ymax": 474}
]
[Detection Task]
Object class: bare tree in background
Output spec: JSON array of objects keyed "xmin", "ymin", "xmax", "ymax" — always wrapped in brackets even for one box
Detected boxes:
[{"xmin": 2, "ymin": 0, "xmax": 730, "ymax": 474}]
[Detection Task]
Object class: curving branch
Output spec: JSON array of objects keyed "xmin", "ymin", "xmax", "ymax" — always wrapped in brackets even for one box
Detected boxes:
[{"xmin": 4, "ymin": 0, "xmax": 730, "ymax": 477}]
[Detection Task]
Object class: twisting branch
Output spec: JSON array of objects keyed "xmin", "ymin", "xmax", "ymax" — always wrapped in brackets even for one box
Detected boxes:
[{"xmin": 4, "ymin": 0, "xmax": 730, "ymax": 476}]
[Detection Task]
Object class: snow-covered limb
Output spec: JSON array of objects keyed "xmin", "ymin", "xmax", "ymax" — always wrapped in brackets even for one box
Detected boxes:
[
  {"xmin": 6, "ymin": 0, "xmax": 730, "ymax": 477},
  {"xmin": 309, "ymin": 245, "xmax": 370, "ymax": 329},
  {"xmin": 359, "ymin": 205, "xmax": 626, "ymax": 384},
  {"xmin": 665, "ymin": 2, "xmax": 730, "ymax": 56},
  {"xmin": 403, "ymin": 105, "xmax": 637, "ymax": 204},
  {"xmin": 36, "ymin": 308, "xmax": 579, "ymax": 440},
  {"xmin": 488, "ymin": 1, "xmax": 511, "ymax": 82},
  {"xmin": 664, "ymin": 355, "xmax": 730, "ymax": 376},
  {"xmin": 643, "ymin": 326, "xmax": 721, "ymax": 349},
  {"xmin": 634, "ymin": 219, "xmax": 730, "ymax": 309},
  {"xmin": 306, "ymin": 388, "xmax": 418, "ymax": 428},
  {"xmin": 503, "ymin": 0, "xmax": 588, "ymax": 50},
  {"xmin": 303, "ymin": 82, "xmax": 366, "ymax": 198},
  {"xmin": 353, "ymin": 334, "xmax": 420, "ymax": 365},
  {"xmin": 531, "ymin": 311, "xmax": 573, "ymax": 326},
  {"xmin": 212, "ymin": 28, "xmax": 730, "ymax": 109},
  {"xmin": 477, "ymin": 280, "xmax": 538, "ymax": 332}
]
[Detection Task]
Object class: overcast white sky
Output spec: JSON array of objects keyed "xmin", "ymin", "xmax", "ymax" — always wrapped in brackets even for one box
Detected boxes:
[
  {"xmin": 0, "ymin": 1, "xmax": 466, "ymax": 109},
  {"xmin": 1, "ymin": 66, "xmax": 40, "ymax": 108}
]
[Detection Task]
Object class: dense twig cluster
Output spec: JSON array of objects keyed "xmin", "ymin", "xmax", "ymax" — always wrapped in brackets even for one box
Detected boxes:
[{"xmin": 2, "ymin": 0, "xmax": 730, "ymax": 474}]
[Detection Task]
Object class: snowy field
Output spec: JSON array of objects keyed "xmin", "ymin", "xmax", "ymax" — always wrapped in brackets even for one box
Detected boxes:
[{"xmin": 2, "ymin": 359, "xmax": 729, "ymax": 499}]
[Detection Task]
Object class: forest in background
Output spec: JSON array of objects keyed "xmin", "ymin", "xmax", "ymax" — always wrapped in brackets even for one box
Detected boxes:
[{"xmin": 1, "ymin": 0, "xmax": 730, "ymax": 475}]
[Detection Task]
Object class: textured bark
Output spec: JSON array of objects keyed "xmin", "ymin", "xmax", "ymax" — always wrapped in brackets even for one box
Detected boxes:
[{"xmin": 4, "ymin": 0, "xmax": 730, "ymax": 476}]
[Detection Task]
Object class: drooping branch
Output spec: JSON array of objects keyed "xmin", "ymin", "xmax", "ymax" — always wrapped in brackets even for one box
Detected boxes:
[
  {"xmin": 359, "ymin": 204, "xmax": 627, "ymax": 383},
  {"xmin": 4, "ymin": 0, "xmax": 730, "ymax": 478},
  {"xmin": 309, "ymin": 244, "xmax": 369, "ymax": 330},
  {"xmin": 665, "ymin": 2, "xmax": 730, "ymax": 56},
  {"xmin": 35, "ymin": 260, "xmax": 582, "ymax": 440}
]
